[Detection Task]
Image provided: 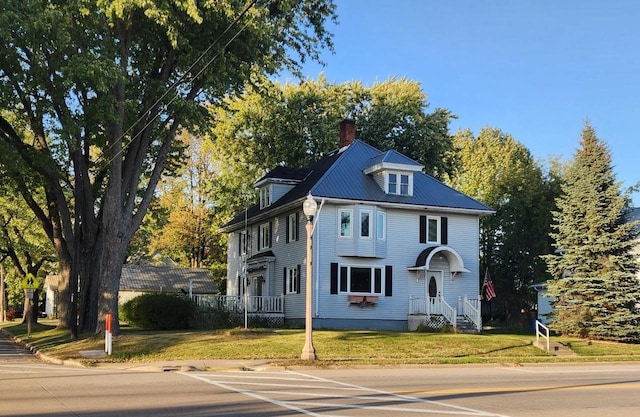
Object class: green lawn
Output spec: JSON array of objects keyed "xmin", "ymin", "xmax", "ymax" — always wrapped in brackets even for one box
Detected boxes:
[{"xmin": 3, "ymin": 321, "xmax": 640, "ymax": 366}]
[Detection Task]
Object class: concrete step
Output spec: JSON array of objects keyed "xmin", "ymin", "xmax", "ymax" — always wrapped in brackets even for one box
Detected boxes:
[{"xmin": 534, "ymin": 340, "xmax": 576, "ymax": 356}]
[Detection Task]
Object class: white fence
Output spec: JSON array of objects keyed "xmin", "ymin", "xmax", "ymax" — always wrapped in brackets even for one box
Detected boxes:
[{"xmin": 199, "ymin": 295, "xmax": 284, "ymax": 314}]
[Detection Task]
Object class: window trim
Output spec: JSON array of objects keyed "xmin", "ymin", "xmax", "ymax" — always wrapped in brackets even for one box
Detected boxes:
[
  {"xmin": 360, "ymin": 210, "xmax": 372, "ymax": 239},
  {"xmin": 338, "ymin": 264, "xmax": 384, "ymax": 295},
  {"xmin": 427, "ymin": 216, "xmax": 440, "ymax": 244},
  {"xmin": 259, "ymin": 222, "xmax": 271, "ymax": 249},
  {"xmin": 376, "ymin": 211, "xmax": 386, "ymax": 241},
  {"xmin": 386, "ymin": 171, "xmax": 413, "ymax": 196},
  {"xmin": 238, "ymin": 230, "xmax": 248, "ymax": 256},
  {"xmin": 339, "ymin": 209, "xmax": 353, "ymax": 239},
  {"xmin": 285, "ymin": 266, "xmax": 299, "ymax": 294},
  {"xmin": 259, "ymin": 185, "xmax": 271, "ymax": 209},
  {"xmin": 287, "ymin": 212, "xmax": 299, "ymax": 243}
]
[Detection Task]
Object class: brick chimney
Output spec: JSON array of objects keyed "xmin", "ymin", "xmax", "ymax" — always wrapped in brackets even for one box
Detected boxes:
[{"xmin": 339, "ymin": 119, "xmax": 356, "ymax": 148}]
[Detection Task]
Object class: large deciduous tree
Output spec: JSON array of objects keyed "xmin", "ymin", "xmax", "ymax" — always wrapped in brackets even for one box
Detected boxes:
[
  {"xmin": 0, "ymin": 0, "xmax": 336, "ymax": 335},
  {"xmin": 208, "ymin": 75, "xmax": 457, "ymax": 228},
  {"xmin": 447, "ymin": 127, "xmax": 558, "ymax": 325},
  {"xmin": 544, "ymin": 123, "xmax": 640, "ymax": 341}
]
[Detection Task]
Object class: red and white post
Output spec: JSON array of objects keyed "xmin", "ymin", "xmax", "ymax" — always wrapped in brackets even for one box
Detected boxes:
[{"xmin": 104, "ymin": 313, "xmax": 112, "ymax": 355}]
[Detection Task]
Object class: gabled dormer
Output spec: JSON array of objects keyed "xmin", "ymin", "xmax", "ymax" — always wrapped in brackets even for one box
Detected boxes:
[
  {"xmin": 363, "ymin": 150, "xmax": 423, "ymax": 196},
  {"xmin": 254, "ymin": 166, "xmax": 310, "ymax": 209}
]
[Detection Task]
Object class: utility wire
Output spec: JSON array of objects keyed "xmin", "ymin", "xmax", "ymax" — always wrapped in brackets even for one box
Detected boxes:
[{"xmin": 96, "ymin": 0, "xmax": 261, "ymax": 169}]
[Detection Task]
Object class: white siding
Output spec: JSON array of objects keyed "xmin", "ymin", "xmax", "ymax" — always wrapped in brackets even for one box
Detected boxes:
[
  {"xmin": 312, "ymin": 204, "xmax": 481, "ymax": 323},
  {"xmin": 226, "ymin": 201, "xmax": 483, "ymax": 328}
]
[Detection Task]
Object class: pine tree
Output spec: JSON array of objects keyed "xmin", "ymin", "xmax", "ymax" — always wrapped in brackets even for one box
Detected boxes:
[{"xmin": 544, "ymin": 122, "xmax": 640, "ymax": 342}]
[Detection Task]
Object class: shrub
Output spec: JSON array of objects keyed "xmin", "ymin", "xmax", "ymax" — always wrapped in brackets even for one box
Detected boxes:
[
  {"xmin": 121, "ymin": 293, "xmax": 197, "ymax": 330},
  {"xmin": 5, "ymin": 307, "xmax": 17, "ymax": 321},
  {"xmin": 191, "ymin": 305, "xmax": 233, "ymax": 330}
]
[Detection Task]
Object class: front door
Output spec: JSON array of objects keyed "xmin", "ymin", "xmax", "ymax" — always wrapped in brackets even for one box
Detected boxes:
[{"xmin": 426, "ymin": 270, "xmax": 443, "ymax": 313}]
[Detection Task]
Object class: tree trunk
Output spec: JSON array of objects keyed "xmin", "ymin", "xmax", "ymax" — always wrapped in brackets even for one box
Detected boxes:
[{"xmin": 54, "ymin": 259, "xmax": 72, "ymax": 329}]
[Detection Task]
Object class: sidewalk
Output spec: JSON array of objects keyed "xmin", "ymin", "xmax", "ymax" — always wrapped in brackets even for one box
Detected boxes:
[{"xmin": 1, "ymin": 329, "xmax": 276, "ymax": 372}]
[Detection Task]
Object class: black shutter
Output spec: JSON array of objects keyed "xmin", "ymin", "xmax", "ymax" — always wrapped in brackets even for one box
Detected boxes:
[
  {"xmin": 419, "ymin": 215, "xmax": 427, "ymax": 243},
  {"xmin": 269, "ymin": 222, "xmax": 273, "ymax": 247},
  {"xmin": 285, "ymin": 215, "xmax": 290, "ymax": 243},
  {"xmin": 330, "ymin": 262, "xmax": 338, "ymax": 294},
  {"xmin": 283, "ymin": 267, "xmax": 287, "ymax": 294},
  {"xmin": 296, "ymin": 264, "xmax": 301, "ymax": 294},
  {"xmin": 257, "ymin": 227, "xmax": 261, "ymax": 251},
  {"xmin": 385, "ymin": 265, "xmax": 393, "ymax": 296},
  {"xmin": 441, "ymin": 217, "xmax": 448, "ymax": 245},
  {"xmin": 238, "ymin": 233, "xmax": 242, "ymax": 255},
  {"xmin": 295, "ymin": 212, "xmax": 300, "ymax": 241}
]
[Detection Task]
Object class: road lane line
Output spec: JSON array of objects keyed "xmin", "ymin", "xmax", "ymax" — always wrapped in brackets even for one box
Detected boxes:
[
  {"xmin": 183, "ymin": 370, "xmax": 510, "ymax": 417},
  {"xmin": 179, "ymin": 371, "xmax": 333, "ymax": 416},
  {"xmin": 289, "ymin": 370, "xmax": 510, "ymax": 417}
]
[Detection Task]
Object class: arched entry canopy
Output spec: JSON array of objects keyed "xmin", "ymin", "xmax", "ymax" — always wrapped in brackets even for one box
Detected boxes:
[{"xmin": 407, "ymin": 246, "xmax": 470, "ymax": 276}]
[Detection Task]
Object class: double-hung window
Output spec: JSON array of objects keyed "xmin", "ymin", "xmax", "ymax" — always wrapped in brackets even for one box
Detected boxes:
[
  {"xmin": 238, "ymin": 231, "xmax": 248, "ymax": 256},
  {"xmin": 339, "ymin": 209, "xmax": 352, "ymax": 238},
  {"xmin": 419, "ymin": 215, "xmax": 448, "ymax": 245},
  {"xmin": 285, "ymin": 266, "xmax": 300, "ymax": 294},
  {"xmin": 259, "ymin": 222, "xmax": 271, "ymax": 249},
  {"xmin": 387, "ymin": 172, "xmax": 412, "ymax": 195},
  {"xmin": 259, "ymin": 186, "xmax": 271, "ymax": 209},
  {"xmin": 286, "ymin": 213, "xmax": 299, "ymax": 243},
  {"xmin": 360, "ymin": 210, "xmax": 372, "ymax": 238},
  {"xmin": 376, "ymin": 211, "xmax": 386, "ymax": 240}
]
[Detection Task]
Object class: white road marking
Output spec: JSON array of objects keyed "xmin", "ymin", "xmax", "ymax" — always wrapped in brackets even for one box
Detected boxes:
[{"xmin": 180, "ymin": 370, "xmax": 511, "ymax": 417}]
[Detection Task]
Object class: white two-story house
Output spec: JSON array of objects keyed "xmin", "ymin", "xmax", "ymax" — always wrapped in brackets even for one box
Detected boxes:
[{"xmin": 221, "ymin": 120, "xmax": 494, "ymax": 331}]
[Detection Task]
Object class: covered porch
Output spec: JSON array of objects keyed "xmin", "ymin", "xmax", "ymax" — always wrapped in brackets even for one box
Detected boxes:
[
  {"xmin": 407, "ymin": 246, "xmax": 481, "ymax": 332},
  {"xmin": 408, "ymin": 295, "xmax": 481, "ymax": 332}
]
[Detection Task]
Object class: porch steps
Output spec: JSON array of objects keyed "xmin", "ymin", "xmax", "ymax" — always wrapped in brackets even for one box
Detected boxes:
[{"xmin": 456, "ymin": 316, "xmax": 480, "ymax": 333}]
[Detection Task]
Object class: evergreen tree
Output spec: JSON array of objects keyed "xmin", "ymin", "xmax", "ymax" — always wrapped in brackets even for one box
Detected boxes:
[{"xmin": 544, "ymin": 122, "xmax": 640, "ymax": 341}]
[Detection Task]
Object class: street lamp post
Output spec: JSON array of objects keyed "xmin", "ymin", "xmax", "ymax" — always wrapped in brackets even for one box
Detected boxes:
[{"xmin": 301, "ymin": 194, "xmax": 318, "ymax": 360}]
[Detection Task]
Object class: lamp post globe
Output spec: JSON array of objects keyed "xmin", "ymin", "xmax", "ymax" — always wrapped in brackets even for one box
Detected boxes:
[
  {"xmin": 303, "ymin": 194, "xmax": 318, "ymax": 219},
  {"xmin": 301, "ymin": 194, "xmax": 317, "ymax": 360}
]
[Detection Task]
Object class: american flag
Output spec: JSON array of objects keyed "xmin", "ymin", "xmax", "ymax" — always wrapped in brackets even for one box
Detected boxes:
[{"xmin": 482, "ymin": 268, "xmax": 497, "ymax": 301}]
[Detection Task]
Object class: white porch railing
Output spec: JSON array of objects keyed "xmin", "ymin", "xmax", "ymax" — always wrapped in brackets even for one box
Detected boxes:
[
  {"xmin": 459, "ymin": 296, "xmax": 482, "ymax": 332},
  {"xmin": 209, "ymin": 295, "xmax": 284, "ymax": 314},
  {"xmin": 409, "ymin": 296, "xmax": 457, "ymax": 328}
]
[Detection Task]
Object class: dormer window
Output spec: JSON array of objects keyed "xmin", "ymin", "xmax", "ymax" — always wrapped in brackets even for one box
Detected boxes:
[
  {"xmin": 387, "ymin": 171, "xmax": 412, "ymax": 196},
  {"xmin": 259, "ymin": 186, "xmax": 271, "ymax": 209}
]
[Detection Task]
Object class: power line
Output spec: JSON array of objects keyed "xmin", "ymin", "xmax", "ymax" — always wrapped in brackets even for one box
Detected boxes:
[{"xmin": 96, "ymin": 0, "xmax": 261, "ymax": 170}]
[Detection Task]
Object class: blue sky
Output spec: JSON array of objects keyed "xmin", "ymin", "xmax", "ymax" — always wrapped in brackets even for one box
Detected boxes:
[{"xmin": 282, "ymin": 0, "xmax": 640, "ymax": 206}]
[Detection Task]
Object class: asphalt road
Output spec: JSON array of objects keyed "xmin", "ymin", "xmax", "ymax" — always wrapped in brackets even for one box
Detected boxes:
[{"xmin": 1, "ymin": 333, "xmax": 639, "ymax": 416}]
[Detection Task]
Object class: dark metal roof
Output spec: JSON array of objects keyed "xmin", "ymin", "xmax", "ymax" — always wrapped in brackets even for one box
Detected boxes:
[
  {"xmin": 120, "ymin": 265, "xmax": 218, "ymax": 294},
  {"xmin": 412, "ymin": 246, "xmax": 439, "ymax": 268},
  {"xmin": 223, "ymin": 140, "xmax": 493, "ymax": 231},
  {"xmin": 257, "ymin": 166, "xmax": 311, "ymax": 182},
  {"xmin": 366, "ymin": 149, "xmax": 423, "ymax": 168}
]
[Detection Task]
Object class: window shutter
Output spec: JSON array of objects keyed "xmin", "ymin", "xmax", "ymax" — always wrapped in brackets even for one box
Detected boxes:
[
  {"xmin": 441, "ymin": 217, "xmax": 448, "ymax": 245},
  {"xmin": 385, "ymin": 265, "xmax": 393, "ymax": 296},
  {"xmin": 295, "ymin": 212, "xmax": 300, "ymax": 241},
  {"xmin": 285, "ymin": 216, "xmax": 290, "ymax": 243},
  {"xmin": 330, "ymin": 262, "xmax": 338, "ymax": 294},
  {"xmin": 296, "ymin": 264, "xmax": 301, "ymax": 294},
  {"xmin": 238, "ymin": 233, "xmax": 242, "ymax": 255},
  {"xmin": 283, "ymin": 267, "xmax": 287, "ymax": 294},
  {"xmin": 257, "ymin": 227, "xmax": 261, "ymax": 250},
  {"xmin": 269, "ymin": 222, "xmax": 273, "ymax": 247},
  {"xmin": 419, "ymin": 215, "xmax": 427, "ymax": 243}
]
